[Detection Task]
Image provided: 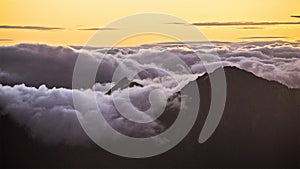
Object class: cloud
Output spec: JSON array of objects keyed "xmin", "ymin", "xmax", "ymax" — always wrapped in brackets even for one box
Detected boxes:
[
  {"xmin": 0, "ymin": 38, "xmax": 13, "ymax": 41},
  {"xmin": 77, "ymin": 27, "xmax": 119, "ymax": 31},
  {"xmin": 0, "ymin": 44, "xmax": 78, "ymax": 88},
  {"xmin": 239, "ymin": 36, "xmax": 288, "ymax": 39},
  {"xmin": 191, "ymin": 21, "xmax": 300, "ymax": 26},
  {"xmin": 149, "ymin": 40, "xmax": 300, "ymax": 88},
  {"xmin": 163, "ymin": 22, "xmax": 186, "ymax": 25},
  {"xmin": 0, "ymin": 44, "xmax": 198, "ymax": 88},
  {"xmin": 1, "ymin": 41, "xmax": 300, "ymax": 146},
  {"xmin": 0, "ymin": 25, "xmax": 64, "ymax": 31},
  {"xmin": 217, "ymin": 42, "xmax": 300, "ymax": 88},
  {"xmin": 0, "ymin": 80, "xmax": 185, "ymax": 145},
  {"xmin": 0, "ymin": 84, "xmax": 88, "ymax": 145},
  {"xmin": 291, "ymin": 15, "xmax": 300, "ymax": 18},
  {"xmin": 0, "ymin": 41, "xmax": 299, "ymax": 90},
  {"xmin": 237, "ymin": 27, "xmax": 264, "ymax": 29}
]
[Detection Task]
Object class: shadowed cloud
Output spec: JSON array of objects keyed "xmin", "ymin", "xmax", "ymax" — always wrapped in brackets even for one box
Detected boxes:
[
  {"xmin": 0, "ymin": 41, "xmax": 300, "ymax": 90},
  {"xmin": 0, "ymin": 25, "xmax": 64, "ymax": 30},
  {"xmin": 0, "ymin": 38, "xmax": 13, "ymax": 41},
  {"xmin": 291, "ymin": 15, "xmax": 300, "ymax": 18}
]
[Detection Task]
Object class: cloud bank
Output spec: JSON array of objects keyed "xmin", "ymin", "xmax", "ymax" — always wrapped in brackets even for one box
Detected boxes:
[
  {"xmin": 0, "ymin": 41, "xmax": 299, "ymax": 88},
  {"xmin": 0, "ymin": 82, "xmax": 185, "ymax": 145},
  {"xmin": 1, "ymin": 41, "xmax": 300, "ymax": 145}
]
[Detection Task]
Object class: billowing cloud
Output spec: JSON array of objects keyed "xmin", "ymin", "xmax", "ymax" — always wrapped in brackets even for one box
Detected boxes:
[
  {"xmin": 0, "ymin": 25, "xmax": 64, "ymax": 31},
  {"xmin": 209, "ymin": 41, "xmax": 300, "ymax": 88},
  {"xmin": 0, "ymin": 44, "xmax": 78, "ymax": 88},
  {"xmin": 0, "ymin": 84, "xmax": 88, "ymax": 145},
  {"xmin": 0, "ymin": 41, "xmax": 300, "ymax": 146},
  {"xmin": 0, "ymin": 41, "xmax": 300, "ymax": 89},
  {"xmin": 0, "ymin": 74, "xmax": 188, "ymax": 145},
  {"xmin": 0, "ymin": 44, "xmax": 198, "ymax": 88}
]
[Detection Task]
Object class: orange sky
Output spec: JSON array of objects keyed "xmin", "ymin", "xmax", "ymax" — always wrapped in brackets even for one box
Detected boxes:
[{"xmin": 0, "ymin": 0, "xmax": 300, "ymax": 46}]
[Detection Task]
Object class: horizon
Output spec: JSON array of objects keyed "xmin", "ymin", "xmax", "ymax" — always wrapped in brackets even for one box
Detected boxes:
[{"xmin": 1, "ymin": 0, "xmax": 300, "ymax": 46}]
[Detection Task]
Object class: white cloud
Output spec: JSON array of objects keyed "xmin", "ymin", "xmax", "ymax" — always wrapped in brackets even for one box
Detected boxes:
[
  {"xmin": 1, "ymin": 41, "xmax": 299, "ymax": 88},
  {"xmin": 0, "ymin": 79, "xmax": 190, "ymax": 145},
  {"xmin": 0, "ymin": 41, "xmax": 300, "ymax": 145}
]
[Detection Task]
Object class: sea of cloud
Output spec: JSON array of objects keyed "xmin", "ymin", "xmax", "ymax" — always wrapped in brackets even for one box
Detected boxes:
[
  {"xmin": 0, "ymin": 41, "xmax": 299, "ymax": 88},
  {"xmin": 0, "ymin": 41, "xmax": 299, "ymax": 145}
]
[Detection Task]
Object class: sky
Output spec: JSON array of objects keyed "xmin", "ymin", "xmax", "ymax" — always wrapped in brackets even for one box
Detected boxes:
[
  {"xmin": 0, "ymin": 0, "xmax": 300, "ymax": 46},
  {"xmin": 0, "ymin": 0, "xmax": 300, "ymax": 159}
]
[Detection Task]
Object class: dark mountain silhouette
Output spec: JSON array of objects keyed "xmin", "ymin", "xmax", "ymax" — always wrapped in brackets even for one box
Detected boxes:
[
  {"xmin": 1, "ymin": 66, "xmax": 299, "ymax": 168},
  {"xmin": 105, "ymin": 77, "xmax": 143, "ymax": 95}
]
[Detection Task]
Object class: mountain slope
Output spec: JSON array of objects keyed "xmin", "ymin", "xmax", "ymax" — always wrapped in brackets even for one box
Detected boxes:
[{"xmin": 1, "ymin": 67, "xmax": 299, "ymax": 168}]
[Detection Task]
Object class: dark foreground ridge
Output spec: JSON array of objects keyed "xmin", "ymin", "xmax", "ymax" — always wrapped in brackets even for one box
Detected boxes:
[{"xmin": 1, "ymin": 66, "xmax": 299, "ymax": 168}]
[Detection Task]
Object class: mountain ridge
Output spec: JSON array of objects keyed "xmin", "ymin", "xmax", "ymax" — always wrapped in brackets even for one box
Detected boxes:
[{"xmin": 1, "ymin": 66, "xmax": 299, "ymax": 168}]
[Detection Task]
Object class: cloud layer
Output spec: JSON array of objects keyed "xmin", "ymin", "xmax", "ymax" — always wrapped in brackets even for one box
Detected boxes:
[
  {"xmin": 0, "ymin": 82, "xmax": 184, "ymax": 145},
  {"xmin": 1, "ymin": 41, "xmax": 299, "ymax": 88},
  {"xmin": 1, "ymin": 41, "xmax": 300, "ymax": 145}
]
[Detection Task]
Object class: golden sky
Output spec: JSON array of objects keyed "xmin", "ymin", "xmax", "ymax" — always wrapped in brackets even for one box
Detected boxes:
[{"xmin": 0, "ymin": 0, "xmax": 300, "ymax": 46}]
